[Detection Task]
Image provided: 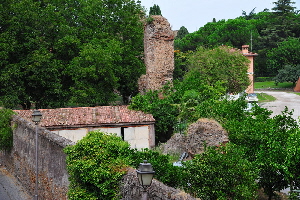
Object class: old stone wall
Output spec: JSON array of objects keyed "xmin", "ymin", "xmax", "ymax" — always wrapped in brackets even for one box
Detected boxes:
[
  {"xmin": 139, "ymin": 15, "xmax": 175, "ymax": 93},
  {"xmin": 120, "ymin": 167, "xmax": 198, "ymax": 200},
  {"xmin": 0, "ymin": 115, "xmax": 75, "ymax": 199}
]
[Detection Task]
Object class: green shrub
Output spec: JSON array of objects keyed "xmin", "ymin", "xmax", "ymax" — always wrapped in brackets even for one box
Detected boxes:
[
  {"xmin": 64, "ymin": 131, "xmax": 134, "ymax": 200},
  {"xmin": 130, "ymin": 148, "xmax": 182, "ymax": 188},
  {"xmin": 64, "ymin": 131, "xmax": 184, "ymax": 199},
  {"xmin": 181, "ymin": 144, "xmax": 258, "ymax": 199},
  {"xmin": 0, "ymin": 109, "xmax": 14, "ymax": 151}
]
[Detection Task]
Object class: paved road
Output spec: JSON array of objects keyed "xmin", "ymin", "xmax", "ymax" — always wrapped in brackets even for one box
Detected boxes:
[
  {"xmin": 257, "ymin": 91, "xmax": 300, "ymax": 121},
  {"xmin": 0, "ymin": 165, "xmax": 31, "ymax": 200}
]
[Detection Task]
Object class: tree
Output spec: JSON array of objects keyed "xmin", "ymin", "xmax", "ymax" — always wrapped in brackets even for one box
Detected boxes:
[
  {"xmin": 274, "ymin": 64, "xmax": 300, "ymax": 85},
  {"xmin": 0, "ymin": 0, "xmax": 145, "ymax": 109},
  {"xmin": 181, "ymin": 144, "xmax": 258, "ymax": 199},
  {"xmin": 272, "ymin": 0, "xmax": 296, "ymax": 15},
  {"xmin": 226, "ymin": 106, "xmax": 300, "ymax": 199},
  {"xmin": 266, "ymin": 37, "xmax": 300, "ymax": 75},
  {"xmin": 149, "ymin": 4, "xmax": 162, "ymax": 16},
  {"xmin": 64, "ymin": 131, "xmax": 134, "ymax": 199},
  {"xmin": 175, "ymin": 26, "xmax": 189, "ymax": 39},
  {"xmin": 242, "ymin": 7, "xmax": 257, "ymax": 20},
  {"xmin": 187, "ymin": 46, "xmax": 250, "ymax": 94}
]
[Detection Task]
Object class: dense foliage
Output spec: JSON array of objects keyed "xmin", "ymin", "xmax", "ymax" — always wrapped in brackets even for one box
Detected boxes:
[
  {"xmin": 0, "ymin": 0, "xmax": 145, "ymax": 109},
  {"xmin": 64, "ymin": 131, "xmax": 133, "ymax": 199},
  {"xmin": 182, "ymin": 144, "xmax": 258, "ymax": 200},
  {"xmin": 187, "ymin": 46, "xmax": 250, "ymax": 93},
  {"xmin": 274, "ymin": 64, "xmax": 300, "ymax": 85},
  {"xmin": 64, "ymin": 131, "xmax": 181, "ymax": 199},
  {"xmin": 0, "ymin": 109, "xmax": 14, "ymax": 150},
  {"xmin": 175, "ymin": 26, "xmax": 189, "ymax": 39},
  {"xmin": 130, "ymin": 45, "xmax": 249, "ymax": 142},
  {"xmin": 174, "ymin": 0, "xmax": 300, "ymax": 77},
  {"xmin": 149, "ymin": 4, "xmax": 162, "ymax": 16}
]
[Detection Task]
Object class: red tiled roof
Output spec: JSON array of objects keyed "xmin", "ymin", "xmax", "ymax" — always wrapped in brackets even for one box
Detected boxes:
[{"xmin": 14, "ymin": 106, "xmax": 155, "ymax": 128}]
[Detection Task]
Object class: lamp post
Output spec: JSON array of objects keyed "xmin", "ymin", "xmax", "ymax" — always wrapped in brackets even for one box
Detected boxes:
[
  {"xmin": 136, "ymin": 160, "xmax": 155, "ymax": 200},
  {"xmin": 32, "ymin": 110, "xmax": 42, "ymax": 200}
]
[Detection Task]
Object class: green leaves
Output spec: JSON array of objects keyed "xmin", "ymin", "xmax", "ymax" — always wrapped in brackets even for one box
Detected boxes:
[
  {"xmin": 267, "ymin": 37, "xmax": 300, "ymax": 75},
  {"xmin": 0, "ymin": 109, "xmax": 14, "ymax": 150},
  {"xmin": 0, "ymin": 0, "xmax": 145, "ymax": 109},
  {"xmin": 186, "ymin": 46, "xmax": 250, "ymax": 94},
  {"xmin": 64, "ymin": 131, "xmax": 133, "ymax": 199},
  {"xmin": 181, "ymin": 144, "xmax": 258, "ymax": 200}
]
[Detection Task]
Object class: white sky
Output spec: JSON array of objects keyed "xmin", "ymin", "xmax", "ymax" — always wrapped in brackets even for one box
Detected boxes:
[{"xmin": 138, "ymin": 0, "xmax": 300, "ymax": 33}]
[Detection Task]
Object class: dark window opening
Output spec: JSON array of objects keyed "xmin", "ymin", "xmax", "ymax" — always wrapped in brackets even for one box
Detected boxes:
[{"xmin": 121, "ymin": 127, "xmax": 125, "ymax": 140}]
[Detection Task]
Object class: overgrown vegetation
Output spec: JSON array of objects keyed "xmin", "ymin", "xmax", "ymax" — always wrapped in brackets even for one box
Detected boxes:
[
  {"xmin": 64, "ymin": 131, "xmax": 181, "ymax": 199},
  {"xmin": 0, "ymin": 109, "xmax": 14, "ymax": 151},
  {"xmin": 0, "ymin": 0, "xmax": 145, "ymax": 109},
  {"xmin": 174, "ymin": 0, "xmax": 300, "ymax": 77}
]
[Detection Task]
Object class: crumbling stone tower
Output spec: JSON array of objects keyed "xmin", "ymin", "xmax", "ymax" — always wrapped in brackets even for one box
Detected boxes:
[{"xmin": 139, "ymin": 15, "xmax": 174, "ymax": 93}]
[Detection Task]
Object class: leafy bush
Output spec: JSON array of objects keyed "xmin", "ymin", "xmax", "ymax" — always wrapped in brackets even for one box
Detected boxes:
[
  {"xmin": 274, "ymin": 64, "xmax": 300, "ymax": 85},
  {"xmin": 64, "ymin": 131, "xmax": 134, "ymax": 200},
  {"xmin": 130, "ymin": 149, "xmax": 182, "ymax": 188},
  {"xmin": 64, "ymin": 131, "xmax": 182, "ymax": 199},
  {"xmin": 181, "ymin": 144, "xmax": 258, "ymax": 200},
  {"xmin": 173, "ymin": 136, "xmax": 267, "ymax": 200},
  {"xmin": 0, "ymin": 108, "xmax": 14, "ymax": 151}
]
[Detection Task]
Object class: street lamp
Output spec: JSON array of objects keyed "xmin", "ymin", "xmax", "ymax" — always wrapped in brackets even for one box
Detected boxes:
[
  {"xmin": 136, "ymin": 160, "xmax": 155, "ymax": 200},
  {"xmin": 32, "ymin": 110, "xmax": 42, "ymax": 200}
]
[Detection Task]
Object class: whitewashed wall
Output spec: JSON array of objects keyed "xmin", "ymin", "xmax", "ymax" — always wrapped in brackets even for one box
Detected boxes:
[{"xmin": 51, "ymin": 125, "xmax": 154, "ymax": 150}]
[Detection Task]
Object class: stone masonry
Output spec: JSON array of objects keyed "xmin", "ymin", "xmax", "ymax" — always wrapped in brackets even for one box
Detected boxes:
[{"xmin": 139, "ymin": 15, "xmax": 175, "ymax": 93}]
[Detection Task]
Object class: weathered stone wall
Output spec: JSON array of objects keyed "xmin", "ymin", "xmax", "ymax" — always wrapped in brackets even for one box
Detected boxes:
[
  {"xmin": 0, "ymin": 115, "xmax": 75, "ymax": 199},
  {"xmin": 139, "ymin": 15, "xmax": 175, "ymax": 93},
  {"xmin": 120, "ymin": 167, "xmax": 198, "ymax": 200}
]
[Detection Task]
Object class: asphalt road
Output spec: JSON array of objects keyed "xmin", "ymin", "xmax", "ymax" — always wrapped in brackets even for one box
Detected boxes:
[
  {"xmin": 257, "ymin": 90, "xmax": 300, "ymax": 121},
  {"xmin": 0, "ymin": 165, "xmax": 31, "ymax": 200}
]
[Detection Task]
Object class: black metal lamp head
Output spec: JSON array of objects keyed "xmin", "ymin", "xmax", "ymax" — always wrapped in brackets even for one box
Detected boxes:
[
  {"xmin": 136, "ymin": 160, "xmax": 155, "ymax": 189},
  {"xmin": 32, "ymin": 110, "xmax": 42, "ymax": 125}
]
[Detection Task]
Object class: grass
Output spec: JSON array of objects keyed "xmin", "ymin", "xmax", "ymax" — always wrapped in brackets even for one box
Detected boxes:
[
  {"xmin": 257, "ymin": 93, "xmax": 276, "ymax": 103},
  {"xmin": 254, "ymin": 81, "xmax": 294, "ymax": 89}
]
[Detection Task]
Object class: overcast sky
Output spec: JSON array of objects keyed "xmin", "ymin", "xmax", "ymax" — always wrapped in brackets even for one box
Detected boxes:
[{"xmin": 138, "ymin": 0, "xmax": 300, "ymax": 33}]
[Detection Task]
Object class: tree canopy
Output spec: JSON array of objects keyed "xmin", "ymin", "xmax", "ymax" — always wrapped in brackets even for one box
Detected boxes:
[
  {"xmin": 187, "ymin": 46, "xmax": 250, "ymax": 94},
  {"xmin": 149, "ymin": 4, "xmax": 162, "ymax": 16},
  {"xmin": 175, "ymin": 26, "xmax": 189, "ymax": 39},
  {"xmin": 0, "ymin": 0, "xmax": 145, "ymax": 109},
  {"xmin": 174, "ymin": 0, "xmax": 300, "ymax": 77}
]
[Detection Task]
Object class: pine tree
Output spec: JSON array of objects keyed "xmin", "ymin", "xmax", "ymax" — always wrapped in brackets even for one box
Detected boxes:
[{"xmin": 149, "ymin": 4, "xmax": 162, "ymax": 16}]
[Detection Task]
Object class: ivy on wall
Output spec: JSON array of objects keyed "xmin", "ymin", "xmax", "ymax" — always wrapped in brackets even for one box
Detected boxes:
[{"xmin": 0, "ymin": 109, "xmax": 14, "ymax": 151}]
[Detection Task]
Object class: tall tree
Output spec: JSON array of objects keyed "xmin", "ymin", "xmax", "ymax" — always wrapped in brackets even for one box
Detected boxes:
[
  {"xmin": 187, "ymin": 46, "xmax": 250, "ymax": 94},
  {"xmin": 149, "ymin": 4, "xmax": 162, "ymax": 16},
  {"xmin": 272, "ymin": 0, "xmax": 296, "ymax": 15},
  {"xmin": 175, "ymin": 26, "xmax": 189, "ymax": 39},
  {"xmin": 0, "ymin": 0, "xmax": 145, "ymax": 109},
  {"xmin": 266, "ymin": 37, "xmax": 300, "ymax": 75}
]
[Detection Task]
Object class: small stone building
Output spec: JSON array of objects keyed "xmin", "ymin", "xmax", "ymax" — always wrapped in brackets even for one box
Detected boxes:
[{"xmin": 14, "ymin": 106, "xmax": 155, "ymax": 149}]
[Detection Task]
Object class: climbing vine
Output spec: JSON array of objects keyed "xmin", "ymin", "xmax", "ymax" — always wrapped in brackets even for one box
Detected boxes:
[{"xmin": 0, "ymin": 108, "xmax": 14, "ymax": 151}]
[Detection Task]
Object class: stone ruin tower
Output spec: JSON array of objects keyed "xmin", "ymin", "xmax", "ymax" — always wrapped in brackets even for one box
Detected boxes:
[{"xmin": 138, "ymin": 15, "xmax": 175, "ymax": 93}]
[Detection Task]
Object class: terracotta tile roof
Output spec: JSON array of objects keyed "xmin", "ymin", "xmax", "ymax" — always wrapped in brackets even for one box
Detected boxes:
[{"xmin": 14, "ymin": 106, "xmax": 155, "ymax": 128}]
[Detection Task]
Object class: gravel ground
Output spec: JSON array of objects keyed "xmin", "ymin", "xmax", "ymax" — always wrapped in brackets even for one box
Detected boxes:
[
  {"xmin": 257, "ymin": 91, "xmax": 300, "ymax": 122},
  {"xmin": 0, "ymin": 165, "xmax": 31, "ymax": 200}
]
